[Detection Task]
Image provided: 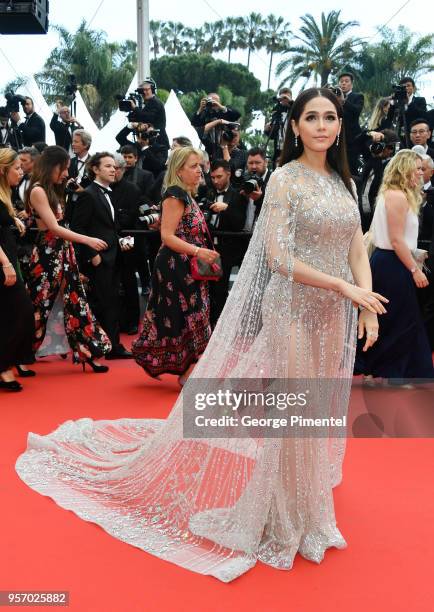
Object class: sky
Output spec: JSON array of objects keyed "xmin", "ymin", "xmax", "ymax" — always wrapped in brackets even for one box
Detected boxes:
[{"xmin": 0, "ymin": 0, "xmax": 433, "ymax": 99}]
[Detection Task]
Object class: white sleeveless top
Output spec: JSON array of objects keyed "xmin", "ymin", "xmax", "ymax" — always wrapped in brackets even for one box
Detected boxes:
[{"xmin": 371, "ymin": 193, "xmax": 418, "ymax": 250}]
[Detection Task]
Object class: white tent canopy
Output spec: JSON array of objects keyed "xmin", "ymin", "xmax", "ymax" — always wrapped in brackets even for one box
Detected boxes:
[
  {"xmin": 72, "ymin": 90, "xmax": 100, "ymax": 144},
  {"xmin": 91, "ymin": 73, "xmax": 138, "ymax": 153},
  {"xmin": 164, "ymin": 89, "xmax": 201, "ymax": 148}
]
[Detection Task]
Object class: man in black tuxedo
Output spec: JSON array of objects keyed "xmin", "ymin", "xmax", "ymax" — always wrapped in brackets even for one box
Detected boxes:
[
  {"xmin": 409, "ymin": 119, "xmax": 434, "ymax": 161},
  {"xmin": 399, "ymin": 77, "xmax": 427, "ymax": 129},
  {"xmin": 64, "ymin": 129, "xmax": 93, "ymax": 225},
  {"xmin": 204, "ymin": 159, "xmax": 248, "ymax": 326},
  {"xmin": 338, "ymin": 73, "xmax": 364, "ymax": 175},
  {"xmin": 50, "ymin": 103, "xmax": 82, "ymax": 152},
  {"xmin": 120, "ymin": 144, "xmax": 155, "ymax": 197},
  {"xmin": 71, "ymin": 152, "xmax": 132, "ymax": 359},
  {"xmin": 11, "ymin": 97, "xmax": 45, "ymax": 146},
  {"xmin": 110, "ymin": 154, "xmax": 143, "ymax": 335}
]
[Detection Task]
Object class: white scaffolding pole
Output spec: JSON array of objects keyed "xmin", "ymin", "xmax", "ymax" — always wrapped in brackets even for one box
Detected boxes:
[{"xmin": 137, "ymin": 0, "xmax": 150, "ymax": 82}]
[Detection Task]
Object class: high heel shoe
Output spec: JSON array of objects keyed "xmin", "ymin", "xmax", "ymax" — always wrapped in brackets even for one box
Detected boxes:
[
  {"xmin": 16, "ymin": 365, "xmax": 36, "ymax": 377},
  {"xmin": 81, "ymin": 359, "xmax": 109, "ymax": 373},
  {"xmin": 0, "ymin": 379, "xmax": 23, "ymax": 392}
]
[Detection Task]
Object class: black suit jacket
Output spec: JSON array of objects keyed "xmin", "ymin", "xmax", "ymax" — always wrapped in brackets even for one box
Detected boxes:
[
  {"xmin": 50, "ymin": 113, "xmax": 79, "ymax": 150},
  {"xmin": 342, "ymin": 92, "xmax": 364, "ymax": 144},
  {"xmin": 134, "ymin": 96, "xmax": 170, "ymax": 149},
  {"xmin": 110, "ymin": 178, "xmax": 142, "ymax": 230},
  {"xmin": 405, "ymin": 96, "xmax": 427, "ymax": 127},
  {"xmin": 124, "ymin": 165, "xmax": 154, "ymax": 198},
  {"xmin": 70, "ymin": 182, "xmax": 120, "ymax": 268},
  {"xmin": 18, "ymin": 112, "xmax": 46, "ymax": 146}
]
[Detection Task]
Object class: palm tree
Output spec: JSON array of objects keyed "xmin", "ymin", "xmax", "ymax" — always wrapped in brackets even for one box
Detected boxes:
[
  {"xmin": 221, "ymin": 16, "xmax": 244, "ymax": 63},
  {"xmin": 36, "ymin": 21, "xmax": 135, "ymax": 125},
  {"xmin": 354, "ymin": 26, "xmax": 434, "ymax": 110},
  {"xmin": 161, "ymin": 22, "xmax": 188, "ymax": 55},
  {"xmin": 242, "ymin": 12, "xmax": 266, "ymax": 70},
  {"xmin": 263, "ymin": 15, "xmax": 291, "ymax": 89},
  {"xmin": 201, "ymin": 20, "xmax": 225, "ymax": 55},
  {"xmin": 276, "ymin": 10, "xmax": 362, "ymax": 87},
  {"xmin": 149, "ymin": 20, "xmax": 164, "ymax": 60}
]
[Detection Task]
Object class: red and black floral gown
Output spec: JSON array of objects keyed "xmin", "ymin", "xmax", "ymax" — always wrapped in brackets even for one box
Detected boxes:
[
  {"xmin": 133, "ymin": 186, "xmax": 212, "ymax": 377},
  {"xmin": 27, "ymin": 202, "xmax": 112, "ymax": 363}
]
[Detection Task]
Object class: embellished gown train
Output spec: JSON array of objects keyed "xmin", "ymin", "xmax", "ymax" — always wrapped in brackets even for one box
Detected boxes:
[{"xmin": 16, "ymin": 161, "xmax": 360, "ymax": 582}]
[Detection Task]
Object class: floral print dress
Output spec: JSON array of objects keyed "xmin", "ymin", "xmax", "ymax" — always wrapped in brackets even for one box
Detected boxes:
[
  {"xmin": 27, "ymin": 202, "xmax": 112, "ymax": 363},
  {"xmin": 133, "ymin": 186, "xmax": 212, "ymax": 377}
]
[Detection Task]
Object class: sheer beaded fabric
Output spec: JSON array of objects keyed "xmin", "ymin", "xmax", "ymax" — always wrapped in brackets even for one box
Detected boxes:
[{"xmin": 16, "ymin": 160, "xmax": 360, "ymax": 582}]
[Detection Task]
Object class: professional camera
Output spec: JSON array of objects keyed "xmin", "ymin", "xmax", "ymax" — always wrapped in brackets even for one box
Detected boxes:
[
  {"xmin": 324, "ymin": 84, "xmax": 343, "ymax": 98},
  {"xmin": 232, "ymin": 170, "xmax": 261, "ymax": 195},
  {"xmin": 391, "ymin": 84, "xmax": 407, "ymax": 105},
  {"xmin": 138, "ymin": 204, "xmax": 160, "ymax": 228},
  {"xmin": 5, "ymin": 92, "xmax": 26, "ymax": 114},
  {"xmin": 116, "ymin": 90, "xmax": 143, "ymax": 121},
  {"xmin": 66, "ymin": 180, "xmax": 80, "ymax": 193},
  {"xmin": 369, "ymin": 141, "xmax": 387, "ymax": 156},
  {"xmin": 198, "ymin": 196, "xmax": 214, "ymax": 223},
  {"xmin": 221, "ymin": 122, "xmax": 240, "ymax": 142},
  {"xmin": 205, "ymin": 97, "xmax": 215, "ymax": 109},
  {"xmin": 136, "ymin": 128, "xmax": 160, "ymax": 144}
]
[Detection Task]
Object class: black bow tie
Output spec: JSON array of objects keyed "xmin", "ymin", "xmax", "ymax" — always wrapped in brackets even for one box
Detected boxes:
[
  {"xmin": 98, "ymin": 185, "xmax": 111, "ymax": 195},
  {"xmin": 217, "ymin": 190, "xmax": 227, "ymax": 195}
]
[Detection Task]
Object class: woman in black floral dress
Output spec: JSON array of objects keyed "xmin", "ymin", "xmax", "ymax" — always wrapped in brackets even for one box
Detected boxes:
[
  {"xmin": 133, "ymin": 147, "xmax": 220, "ymax": 383},
  {"xmin": 26, "ymin": 146, "xmax": 112, "ymax": 372}
]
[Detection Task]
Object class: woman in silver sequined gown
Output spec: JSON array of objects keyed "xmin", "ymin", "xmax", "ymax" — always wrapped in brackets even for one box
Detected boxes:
[{"xmin": 16, "ymin": 89, "xmax": 387, "ymax": 582}]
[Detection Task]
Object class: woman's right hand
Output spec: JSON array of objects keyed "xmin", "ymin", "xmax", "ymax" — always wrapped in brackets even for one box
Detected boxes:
[
  {"xmin": 412, "ymin": 269, "xmax": 428, "ymax": 288},
  {"xmin": 197, "ymin": 248, "xmax": 220, "ymax": 264},
  {"xmin": 86, "ymin": 237, "xmax": 108, "ymax": 251},
  {"xmin": 2, "ymin": 263, "xmax": 16, "ymax": 287},
  {"xmin": 339, "ymin": 281, "xmax": 388, "ymax": 314}
]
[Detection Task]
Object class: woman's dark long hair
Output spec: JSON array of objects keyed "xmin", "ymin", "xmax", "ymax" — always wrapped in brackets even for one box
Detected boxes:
[
  {"xmin": 279, "ymin": 87, "xmax": 354, "ymax": 197},
  {"xmin": 25, "ymin": 145, "xmax": 70, "ymax": 214}
]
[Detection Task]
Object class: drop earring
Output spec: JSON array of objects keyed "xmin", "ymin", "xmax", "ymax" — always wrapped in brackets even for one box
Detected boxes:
[
  {"xmin": 294, "ymin": 135, "xmax": 298, "ymax": 147},
  {"xmin": 336, "ymin": 133, "xmax": 340, "ymax": 147}
]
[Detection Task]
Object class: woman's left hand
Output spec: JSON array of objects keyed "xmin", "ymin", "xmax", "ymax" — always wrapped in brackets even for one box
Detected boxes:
[
  {"xmin": 14, "ymin": 217, "xmax": 26, "ymax": 236},
  {"xmin": 358, "ymin": 309, "xmax": 380, "ymax": 351}
]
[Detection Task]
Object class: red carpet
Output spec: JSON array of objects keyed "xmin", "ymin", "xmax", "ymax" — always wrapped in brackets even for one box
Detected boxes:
[{"xmin": 1, "ymin": 351, "xmax": 433, "ymax": 612}]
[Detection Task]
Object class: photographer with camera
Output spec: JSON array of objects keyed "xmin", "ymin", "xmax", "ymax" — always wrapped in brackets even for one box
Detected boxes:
[
  {"xmin": 337, "ymin": 72, "xmax": 364, "ymax": 175},
  {"xmin": 264, "ymin": 87, "xmax": 293, "ymax": 167},
  {"xmin": 399, "ymin": 77, "xmax": 427, "ymax": 127},
  {"xmin": 125, "ymin": 79, "xmax": 169, "ymax": 151},
  {"xmin": 50, "ymin": 101, "xmax": 83, "ymax": 153},
  {"xmin": 10, "ymin": 97, "xmax": 46, "ymax": 147},
  {"xmin": 63, "ymin": 129, "xmax": 93, "ymax": 224},
  {"xmin": 116, "ymin": 121, "xmax": 167, "ymax": 178},
  {"xmin": 357, "ymin": 129, "xmax": 400, "ymax": 232},
  {"xmin": 0, "ymin": 106, "xmax": 22, "ymax": 150},
  {"xmin": 192, "ymin": 92, "xmax": 241, "ymax": 161}
]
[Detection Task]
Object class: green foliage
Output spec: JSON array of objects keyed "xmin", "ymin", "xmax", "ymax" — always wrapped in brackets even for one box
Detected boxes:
[
  {"xmin": 35, "ymin": 20, "xmax": 136, "ymax": 126},
  {"xmin": 3, "ymin": 77, "xmax": 26, "ymax": 94},
  {"xmin": 276, "ymin": 10, "xmax": 362, "ymax": 87},
  {"xmin": 350, "ymin": 27, "xmax": 434, "ymax": 112},
  {"xmin": 150, "ymin": 54, "xmax": 262, "ymax": 113}
]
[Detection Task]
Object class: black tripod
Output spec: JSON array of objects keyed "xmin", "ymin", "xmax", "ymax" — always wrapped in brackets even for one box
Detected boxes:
[{"xmin": 392, "ymin": 98, "xmax": 410, "ymax": 148}]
